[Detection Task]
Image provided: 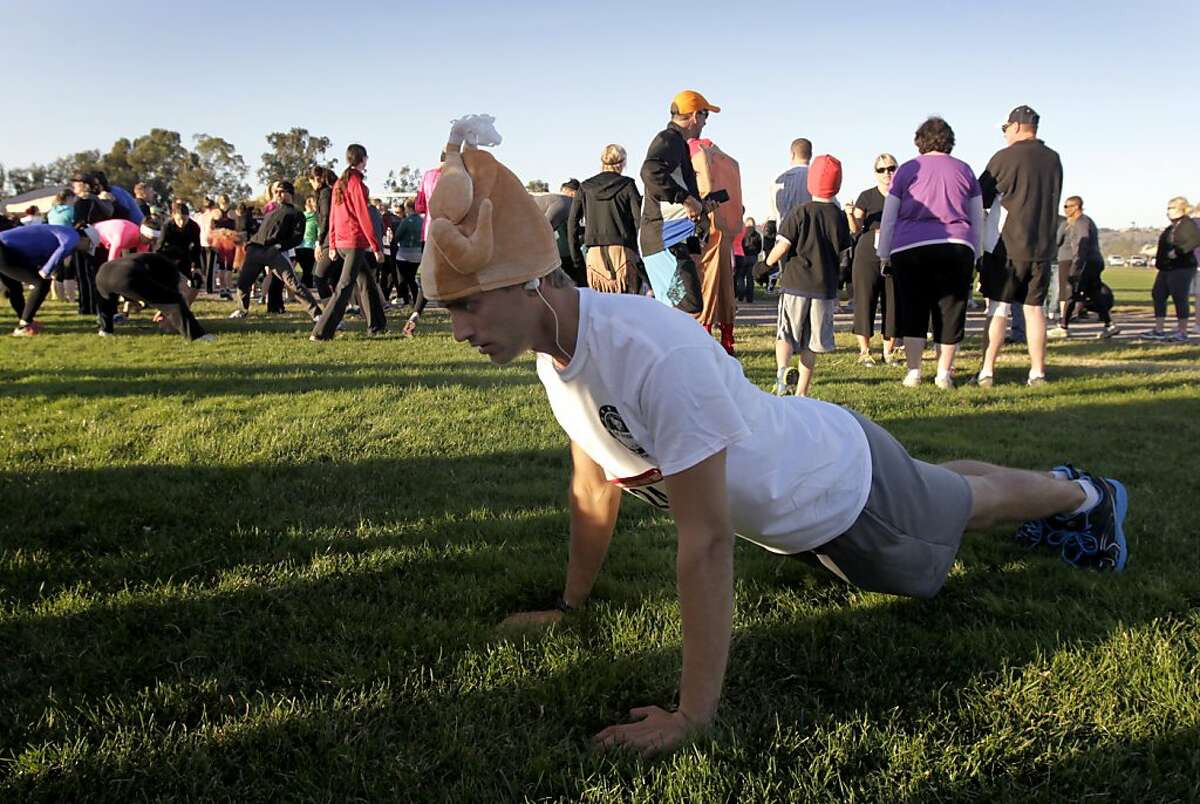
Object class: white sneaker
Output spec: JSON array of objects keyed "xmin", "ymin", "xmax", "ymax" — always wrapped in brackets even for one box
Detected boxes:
[
  {"xmin": 194, "ymin": 334, "xmax": 217, "ymax": 343},
  {"xmin": 934, "ymin": 375, "xmax": 955, "ymax": 390},
  {"xmin": 902, "ymin": 371, "xmax": 922, "ymax": 387},
  {"xmin": 97, "ymin": 329, "xmax": 113, "ymax": 338},
  {"xmin": 228, "ymin": 309, "xmax": 248, "ymax": 320},
  {"xmin": 1098, "ymin": 324, "xmax": 1120, "ymax": 339},
  {"xmin": 1048, "ymin": 326, "xmax": 1069, "ymax": 339}
]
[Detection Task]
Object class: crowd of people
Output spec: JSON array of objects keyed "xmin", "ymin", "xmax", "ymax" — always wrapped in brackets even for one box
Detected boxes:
[
  {"xmin": 2, "ymin": 98, "xmax": 1197, "ymax": 384},
  {"xmin": 2, "ymin": 94, "xmax": 1177, "ymax": 757}
]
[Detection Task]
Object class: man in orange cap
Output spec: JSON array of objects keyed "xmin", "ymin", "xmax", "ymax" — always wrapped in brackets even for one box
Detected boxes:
[{"xmin": 638, "ymin": 90, "xmax": 721, "ymax": 315}]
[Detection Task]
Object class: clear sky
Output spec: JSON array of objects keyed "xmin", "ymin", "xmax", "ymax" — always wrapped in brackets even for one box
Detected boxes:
[{"xmin": 3, "ymin": 0, "xmax": 1197, "ymax": 229}]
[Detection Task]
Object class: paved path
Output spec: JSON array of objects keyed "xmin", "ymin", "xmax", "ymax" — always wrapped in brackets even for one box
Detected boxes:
[{"xmin": 731, "ymin": 295, "xmax": 1198, "ymax": 343}]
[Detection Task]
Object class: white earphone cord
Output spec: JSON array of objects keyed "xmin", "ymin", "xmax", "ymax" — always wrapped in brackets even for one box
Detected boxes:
[{"xmin": 534, "ymin": 284, "xmax": 572, "ymax": 363}]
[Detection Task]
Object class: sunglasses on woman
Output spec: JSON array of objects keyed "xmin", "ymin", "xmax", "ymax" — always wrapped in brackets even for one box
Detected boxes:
[{"xmin": 875, "ymin": 165, "xmax": 897, "ymax": 174}]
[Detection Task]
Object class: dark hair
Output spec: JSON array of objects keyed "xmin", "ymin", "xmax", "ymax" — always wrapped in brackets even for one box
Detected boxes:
[
  {"xmin": 1065, "ymin": 195, "xmax": 1083, "ymax": 209},
  {"xmin": 91, "ymin": 171, "xmax": 110, "ymax": 191},
  {"xmin": 561, "ymin": 178, "xmax": 580, "ymax": 193},
  {"xmin": 171, "ymin": 200, "xmax": 190, "ymax": 217},
  {"xmin": 54, "ymin": 190, "xmax": 73, "ymax": 204},
  {"xmin": 763, "ymin": 220, "xmax": 777, "ymax": 236},
  {"xmin": 790, "ymin": 138, "xmax": 812, "ymax": 160},
  {"xmin": 334, "ymin": 144, "xmax": 368, "ymax": 204},
  {"xmin": 914, "ymin": 117, "xmax": 955, "ymax": 154},
  {"xmin": 309, "ymin": 164, "xmax": 334, "ymax": 188}
]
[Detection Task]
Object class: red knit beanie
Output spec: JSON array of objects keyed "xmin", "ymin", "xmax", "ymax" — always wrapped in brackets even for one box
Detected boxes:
[{"xmin": 807, "ymin": 154, "xmax": 842, "ymax": 199}]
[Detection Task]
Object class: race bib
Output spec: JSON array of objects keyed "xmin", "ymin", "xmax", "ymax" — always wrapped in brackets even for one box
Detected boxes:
[{"xmin": 612, "ymin": 467, "xmax": 671, "ymax": 510}]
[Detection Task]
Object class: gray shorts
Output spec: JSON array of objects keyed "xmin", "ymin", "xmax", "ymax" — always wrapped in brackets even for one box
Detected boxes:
[
  {"xmin": 798, "ymin": 411, "xmax": 974, "ymax": 599},
  {"xmin": 776, "ymin": 293, "xmax": 835, "ymax": 353}
]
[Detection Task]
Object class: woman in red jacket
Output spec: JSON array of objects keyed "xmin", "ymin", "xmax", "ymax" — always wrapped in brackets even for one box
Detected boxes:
[{"xmin": 311, "ymin": 144, "xmax": 387, "ymax": 340}]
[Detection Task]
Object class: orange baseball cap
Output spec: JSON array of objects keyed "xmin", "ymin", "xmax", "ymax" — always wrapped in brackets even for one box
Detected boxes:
[{"xmin": 671, "ymin": 89, "xmax": 721, "ymax": 114}]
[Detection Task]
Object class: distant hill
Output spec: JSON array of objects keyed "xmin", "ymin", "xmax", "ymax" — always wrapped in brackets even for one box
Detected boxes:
[{"xmin": 1099, "ymin": 227, "xmax": 1159, "ymax": 259}]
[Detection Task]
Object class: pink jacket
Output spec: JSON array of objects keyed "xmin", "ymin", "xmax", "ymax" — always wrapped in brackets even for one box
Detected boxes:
[
  {"xmin": 414, "ymin": 167, "xmax": 441, "ymax": 241},
  {"xmin": 94, "ymin": 219, "xmax": 149, "ymax": 262}
]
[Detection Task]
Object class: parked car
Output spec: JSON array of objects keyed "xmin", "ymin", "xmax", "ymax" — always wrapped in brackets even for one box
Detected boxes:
[
  {"xmin": 1108, "ymin": 255, "xmax": 1126, "ymax": 266},
  {"xmin": 1128, "ymin": 255, "xmax": 1148, "ymax": 267}
]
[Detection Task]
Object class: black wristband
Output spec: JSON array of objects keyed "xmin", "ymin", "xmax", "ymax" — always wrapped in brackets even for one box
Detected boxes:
[{"xmin": 554, "ymin": 593, "xmax": 575, "ymax": 613}]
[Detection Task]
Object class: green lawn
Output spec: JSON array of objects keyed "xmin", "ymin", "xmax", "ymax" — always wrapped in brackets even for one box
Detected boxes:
[{"xmin": 2, "ymin": 292, "xmax": 1198, "ymax": 802}]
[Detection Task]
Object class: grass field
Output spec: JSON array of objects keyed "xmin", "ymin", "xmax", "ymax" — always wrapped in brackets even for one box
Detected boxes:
[{"xmin": 2, "ymin": 268, "xmax": 1198, "ymax": 802}]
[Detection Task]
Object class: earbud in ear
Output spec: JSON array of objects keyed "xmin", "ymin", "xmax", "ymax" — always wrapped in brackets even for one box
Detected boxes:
[{"xmin": 523, "ymin": 277, "xmax": 540, "ymax": 291}]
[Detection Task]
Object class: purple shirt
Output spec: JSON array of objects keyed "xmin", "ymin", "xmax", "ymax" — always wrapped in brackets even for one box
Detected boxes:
[{"xmin": 888, "ymin": 154, "xmax": 981, "ymax": 253}]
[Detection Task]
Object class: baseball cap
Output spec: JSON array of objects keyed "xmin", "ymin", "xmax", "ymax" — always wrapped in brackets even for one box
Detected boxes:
[
  {"xmin": 1004, "ymin": 105, "xmax": 1040, "ymax": 127},
  {"xmin": 672, "ymin": 90, "xmax": 721, "ymax": 115}
]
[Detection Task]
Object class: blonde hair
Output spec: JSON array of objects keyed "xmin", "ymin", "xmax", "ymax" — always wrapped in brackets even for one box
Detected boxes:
[
  {"xmin": 600, "ymin": 143, "xmax": 627, "ymax": 172},
  {"xmin": 875, "ymin": 152, "xmax": 898, "ymax": 169},
  {"xmin": 1168, "ymin": 196, "xmax": 1191, "ymax": 213}
]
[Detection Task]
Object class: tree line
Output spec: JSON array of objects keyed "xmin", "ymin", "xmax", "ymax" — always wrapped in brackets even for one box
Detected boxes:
[{"xmin": 0, "ymin": 127, "xmax": 422, "ymax": 206}]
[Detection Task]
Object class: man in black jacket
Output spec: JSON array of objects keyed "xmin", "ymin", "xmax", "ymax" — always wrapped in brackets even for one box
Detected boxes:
[
  {"xmin": 638, "ymin": 90, "xmax": 719, "ymax": 314},
  {"xmin": 229, "ymin": 182, "xmax": 323, "ymax": 320}
]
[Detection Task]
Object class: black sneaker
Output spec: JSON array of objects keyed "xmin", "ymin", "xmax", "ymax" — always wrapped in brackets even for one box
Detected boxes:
[{"xmin": 1048, "ymin": 472, "xmax": 1129, "ymax": 572}]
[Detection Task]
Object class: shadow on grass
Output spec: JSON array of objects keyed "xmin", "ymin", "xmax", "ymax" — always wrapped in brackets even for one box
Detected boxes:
[
  {"xmin": 2, "ymin": 396, "xmax": 1198, "ymax": 799},
  {"xmin": 0, "ymin": 360, "xmax": 539, "ymax": 399}
]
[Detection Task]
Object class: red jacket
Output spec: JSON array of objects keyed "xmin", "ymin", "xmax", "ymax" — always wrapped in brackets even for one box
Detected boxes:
[{"xmin": 328, "ymin": 170, "xmax": 381, "ymax": 252}]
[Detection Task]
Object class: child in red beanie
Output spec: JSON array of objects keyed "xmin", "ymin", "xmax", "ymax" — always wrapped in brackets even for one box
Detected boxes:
[{"xmin": 759, "ymin": 155, "xmax": 852, "ymax": 396}]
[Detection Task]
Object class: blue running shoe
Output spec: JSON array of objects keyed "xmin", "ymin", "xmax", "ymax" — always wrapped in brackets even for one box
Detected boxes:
[
  {"xmin": 1012, "ymin": 464, "xmax": 1082, "ymax": 548},
  {"xmin": 1052, "ymin": 473, "xmax": 1128, "ymax": 572}
]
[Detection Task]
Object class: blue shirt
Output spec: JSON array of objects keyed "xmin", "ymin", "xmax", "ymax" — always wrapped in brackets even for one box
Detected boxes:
[{"xmin": 0, "ymin": 224, "xmax": 81, "ymax": 278}]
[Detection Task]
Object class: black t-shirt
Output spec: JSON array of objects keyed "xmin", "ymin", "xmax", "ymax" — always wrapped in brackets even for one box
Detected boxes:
[
  {"xmin": 776, "ymin": 200, "xmax": 852, "ymax": 298},
  {"xmin": 979, "ymin": 139, "xmax": 1063, "ymax": 263},
  {"xmin": 852, "ymin": 187, "xmax": 885, "ymax": 266}
]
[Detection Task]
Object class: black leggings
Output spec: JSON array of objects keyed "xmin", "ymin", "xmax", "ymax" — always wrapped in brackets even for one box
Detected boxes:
[
  {"xmin": 1152, "ymin": 269, "xmax": 1192, "ymax": 320},
  {"xmin": 237, "ymin": 244, "xmax": 322, "ymax": 318},
  {"xmin": 0, "ymin": 261, "xmax": 52, "ymax": 323},
  {"xmin": 397, "ymin": 260, "xmax": 420, "ymax": 305},
  {"xmin": 313, "ymin": 248, "xmax": 342, "ymax": 298},
  {"xmin": 851, "ymin": 251, "xmax": 895, "ymax": 339},
  {"xmin": 311, "ymin": 248, "xmax": 387, "ymax": 339},
  {"xmin": 294, "ymin": 247, "xmax": 315, "ymax": 288},
  {"xmin": 96, "ymin": 255, "xmax": 208, "ymax": 341}
]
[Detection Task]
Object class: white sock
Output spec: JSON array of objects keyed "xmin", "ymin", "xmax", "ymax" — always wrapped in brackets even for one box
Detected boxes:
[
  {"xmin": 977, "ymin": 370, "xmax": 993, "ymax": 379},
  {"xmin": 935, "ymin": 369, "xmax": 950, "ymax": 381},
  {"xmin": 905, "ymin": 369, "xmax": 921, "ymax": 381},
  {"xmin": 1028, "ymin": 370, "xmax": 1045, "ymax": 380},
  {"xmin": 1067, "ymin": 478, "xmax": 1101, "ymax": 515}
]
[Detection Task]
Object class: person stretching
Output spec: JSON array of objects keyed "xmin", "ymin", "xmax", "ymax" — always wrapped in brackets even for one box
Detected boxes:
[
  {"xmin": 0, "ymin": 224, "xmax": 83, "ymax": 336},
  {"xmin": 96, "ymin": 252, "xmax": 212, "ymax": 342},
  {"xmin": 229, "ymin": 181, "xmax": 323, "ymax": 321}
]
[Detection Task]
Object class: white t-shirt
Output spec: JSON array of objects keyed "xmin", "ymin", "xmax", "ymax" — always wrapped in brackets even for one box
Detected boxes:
[{"xmin": 536, "ymin": 290, "xmax": 873, "ymax": 554}]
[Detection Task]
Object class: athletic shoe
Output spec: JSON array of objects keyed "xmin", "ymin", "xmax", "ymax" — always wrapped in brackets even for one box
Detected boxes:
[
  {"xmin": 97, "ymin": 329, "xmax": 113, "ymax": 338},
  {"xmin": 970, "ymin": 373, "xmax": 994, "ymax": 388},
  {"xmin": 776, "ymin": 367, "xmax": 799, "ymax": 396},
  {"xmin": 902, "ymin": 372, "xmax": 922, "ymax": 387},
  {"xmin": 1097, "ymin": 324, "xmax": 1120, "ymax": 339},
  {"xmin": 1168, "ymin": 331, "xmax": 1189, "ymax": 343},
  {"xmin": 1013, "ymin": 464, "xmax": 1081, "ymax": 549},
  {"xmin": 228, "ymin": 309, "xmax": 248, "ymax": 320},
  {"xmin": 882, "ymin": 352, "xmax": 901, "ymax": 366},
  {"xmin": 934, "ymin": 375, "xmax": 955, "ymax": 390},
  {"xmin": 194, "ymin": 334, "xmax": 217, "ymax": 343},
  {"xmin": 1048, "ymin": 326, "xmax": 1069, "ymax": 339},
  {"xmin": 12, "ymin": 322, "xmax": 40, "ymax": 337},
  {"xmin": 112, "ymin": 313, "xmax": 127, "ymax": 324},
  {"xmin": 857, "ymin": 353, "xmax": 876, "ymax": 367},
  {"xmin": 1141, "ymin": 329, "xmax": 1167, "ymax": 340},
  {"xmin": 1051, "ymin": 473, "xmax": 1129, "ymax": 573},
  {"xmin": 1026, "ymin": 376, "xmax": 1047, "ymax": 387}
]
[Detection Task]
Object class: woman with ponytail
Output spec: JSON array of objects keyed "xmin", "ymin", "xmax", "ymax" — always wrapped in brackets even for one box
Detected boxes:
[{"xmin": 310, "ymin": 145, "xmax": 387, "ymax": 339}]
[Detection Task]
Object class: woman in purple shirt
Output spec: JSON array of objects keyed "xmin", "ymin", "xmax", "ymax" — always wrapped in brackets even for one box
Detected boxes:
[{"xmin": 877, "ymin": 117, "xmax": 984, "ymax": 389}]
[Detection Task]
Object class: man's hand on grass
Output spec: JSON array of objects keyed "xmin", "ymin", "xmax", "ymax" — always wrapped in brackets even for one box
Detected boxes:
[
  {"xmin": 592, "ymin": 705, "xmax": 700, "ymax": 757},
  {"xmin": 498, "ymin": 609, "xmax": 563, "ymax": 628}
]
